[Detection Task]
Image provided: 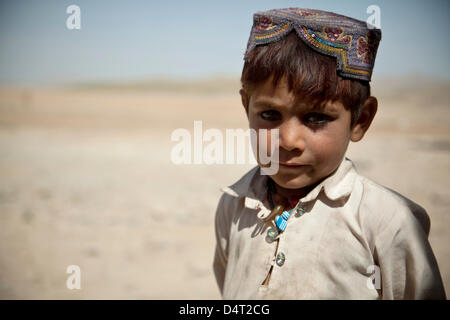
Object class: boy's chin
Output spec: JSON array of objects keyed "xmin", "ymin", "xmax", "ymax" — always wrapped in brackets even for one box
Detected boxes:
[{"xmin": 269, "ymin": 173, "xmax": 315, "ymax": 190}]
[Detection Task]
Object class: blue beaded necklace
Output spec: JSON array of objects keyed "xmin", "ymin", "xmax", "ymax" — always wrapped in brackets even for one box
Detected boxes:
[{"xmin": 266, "ymin": 179, "xmax": 296, "ymax": 239}]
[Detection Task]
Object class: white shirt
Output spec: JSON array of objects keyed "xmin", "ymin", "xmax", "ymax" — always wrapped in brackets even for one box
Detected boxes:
[{"xmin": 213, "ymin": 158, "xmax": 446, "ymax": 299}]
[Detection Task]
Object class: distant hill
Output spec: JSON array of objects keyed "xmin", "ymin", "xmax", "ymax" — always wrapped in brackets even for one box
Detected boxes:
[
  {"xmin": 67, "ymin": 74, "xmax": 450, "ymax": 105},
  {"xmin": 372, "ymin": 74, "xmax": 450, "ymax": 106},
  {"xmin": 70, "ymin": 76, "xmax": 242, "ymax": 94}
]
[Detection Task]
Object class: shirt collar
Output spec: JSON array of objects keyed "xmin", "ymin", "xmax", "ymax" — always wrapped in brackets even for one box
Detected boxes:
[{"xmin": 221, "ymin": 157, "xmax": 357, "ymax": 210}]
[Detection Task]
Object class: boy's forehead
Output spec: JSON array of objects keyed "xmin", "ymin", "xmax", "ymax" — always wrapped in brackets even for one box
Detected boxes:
[
  {"xmin": 251, "ymin": 89, "xmax": 341, "ymax": 113},
  {"xmin": 247, "ymin": 72, "xmax": 350, "ymax": 113},
  {"xmin": 248, "ymin": 75, "xmax": 334, "ymax": 110}
]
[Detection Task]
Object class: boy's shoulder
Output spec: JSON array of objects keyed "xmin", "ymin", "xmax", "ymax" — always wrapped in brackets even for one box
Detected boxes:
[
  {"xmin": 215, "ymin": 165, "xmax": 267, "ymax": 223},
  {"xmin": 220, "ymin": 165, "xmax": 262, "ymax": 199},
  {"xmin": 216, "ymin": 166, "xmax": 267, "ymax": 229},
  {"xmin": 355, "ymin": 173, "xmax": 430, "ymax": 238}
]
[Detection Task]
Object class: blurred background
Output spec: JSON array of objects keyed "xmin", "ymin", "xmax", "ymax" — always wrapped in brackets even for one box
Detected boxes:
[{"xmin": 0, "ymin": 0, "xmax": 448, "ymax": 299}]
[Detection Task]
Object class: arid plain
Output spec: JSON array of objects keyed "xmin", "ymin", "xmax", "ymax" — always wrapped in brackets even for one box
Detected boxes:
[{"xmin": 0, "ymin": 76, "xmax": 449, "ymax": 299}]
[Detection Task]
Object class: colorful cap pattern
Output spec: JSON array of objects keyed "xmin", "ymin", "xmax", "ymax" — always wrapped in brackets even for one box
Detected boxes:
[{"xmin": 244, "ymin": 8, "xmax": 382, "ymax": 81}]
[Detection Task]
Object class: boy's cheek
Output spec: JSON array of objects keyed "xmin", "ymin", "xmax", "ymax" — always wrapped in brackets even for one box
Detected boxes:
[
  {"xmin": 312, "ymin": 134, "xmax": 349, "ymax": 168},
  {"xmin": 248, "ymin": 117, "xmax": 273, "ymax": 131}
]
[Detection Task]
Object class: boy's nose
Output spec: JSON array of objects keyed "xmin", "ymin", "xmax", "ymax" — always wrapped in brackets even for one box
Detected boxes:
[{"xmin": 278, "ymin": 119, "xmax": 306, "ymax": 152}]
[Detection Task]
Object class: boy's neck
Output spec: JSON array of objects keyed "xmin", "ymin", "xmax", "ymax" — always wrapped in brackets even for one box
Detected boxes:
[{"xmin": 269, "ymin": 178, "xmax": 321, "ymax": 204}]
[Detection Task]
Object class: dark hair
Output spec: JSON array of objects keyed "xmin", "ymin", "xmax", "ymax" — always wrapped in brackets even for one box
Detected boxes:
[{"xmin": 241, "ymin": 31, "xmax": 370, "ymax": 125}]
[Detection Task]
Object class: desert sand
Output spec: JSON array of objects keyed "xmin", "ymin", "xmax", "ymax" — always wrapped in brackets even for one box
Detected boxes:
[{"xmin": 0, "ymin": 76, "xmax": 449, "ymax": 299}]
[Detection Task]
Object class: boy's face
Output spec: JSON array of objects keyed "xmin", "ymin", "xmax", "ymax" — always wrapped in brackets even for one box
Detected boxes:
[{"xmin": 241, "ymin": 76, "xmax": 373, "ymax": 190}]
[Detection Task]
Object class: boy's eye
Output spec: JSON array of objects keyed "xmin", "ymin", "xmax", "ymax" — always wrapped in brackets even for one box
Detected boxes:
[
  {"xmin": 259, "ymin": 110, "xmax": 281, "ymax": 121},
  {"xmin": 303, "ymin": 113, "xmax": 332, "ymax": 125}
]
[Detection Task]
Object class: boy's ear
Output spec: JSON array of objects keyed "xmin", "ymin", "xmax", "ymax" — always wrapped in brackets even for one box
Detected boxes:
[
  {"xmin": 350, "ymin": 96, "xmax": 377, "ymax": 142},
  {"xmin": 239, "ymin": 89, "xmax": 249, "ymax": 116}
]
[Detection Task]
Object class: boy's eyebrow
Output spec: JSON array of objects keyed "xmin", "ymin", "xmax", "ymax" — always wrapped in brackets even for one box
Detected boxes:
[{"xmin": 252, "ymin": 97, "xmax": 336, "ymax": 113}]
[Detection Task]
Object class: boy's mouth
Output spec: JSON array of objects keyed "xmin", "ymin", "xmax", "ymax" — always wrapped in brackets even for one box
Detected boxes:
[{"xmin": 278, "ymin": 162, "xmax": 304, "ymax": 168}]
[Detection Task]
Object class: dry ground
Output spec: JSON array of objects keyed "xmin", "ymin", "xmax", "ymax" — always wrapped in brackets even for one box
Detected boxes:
[{"xmin": 0, "ymin": 77, "xmax": 449, "ymax": 299}]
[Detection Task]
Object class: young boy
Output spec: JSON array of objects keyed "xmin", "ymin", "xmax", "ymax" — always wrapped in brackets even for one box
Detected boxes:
[{"xmin": 212, "ymin": 8, "xmax": 446, "ymax": 299}]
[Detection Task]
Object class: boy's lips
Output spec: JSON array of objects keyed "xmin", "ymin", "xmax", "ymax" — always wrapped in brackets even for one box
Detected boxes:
[{"xmin": 278, "ymin": 162, "xmax": 305, "ymax": 168}]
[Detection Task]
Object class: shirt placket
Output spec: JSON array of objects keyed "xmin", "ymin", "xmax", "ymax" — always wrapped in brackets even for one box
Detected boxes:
[
  {"xmin": 244, "ymin": 196, "xmax": 278, "ymax": 281},
  {"xmin": 271, "ymin": 200, "xmax": 306, "ymax": 268},
  {"xmin": 256, "ymin": 198, "xmax": 309, "ymax": 289}
]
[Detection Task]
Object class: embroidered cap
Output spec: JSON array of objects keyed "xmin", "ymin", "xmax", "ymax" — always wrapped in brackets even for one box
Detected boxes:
[{"xmin": 244, "ymin": 8, "xmax": 382, "ymax": 81}]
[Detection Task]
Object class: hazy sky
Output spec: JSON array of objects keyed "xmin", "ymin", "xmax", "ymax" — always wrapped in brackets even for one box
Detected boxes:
[{"xmin": 0, "ymin": 0, "xmax": 449, "ymax": 85}]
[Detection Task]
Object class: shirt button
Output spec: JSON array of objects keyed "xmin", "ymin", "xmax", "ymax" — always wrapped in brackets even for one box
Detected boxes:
[
  {"xmin": 295, "ymin": 206, "xmax": 306, "ymax": 217},
  {"xmin": 266, "ymin": 227, "xmax": 279, "ymax": 241},
  {"xmin": 276, "ymin": 252, "xmax": 286, "ymax": 266}
]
